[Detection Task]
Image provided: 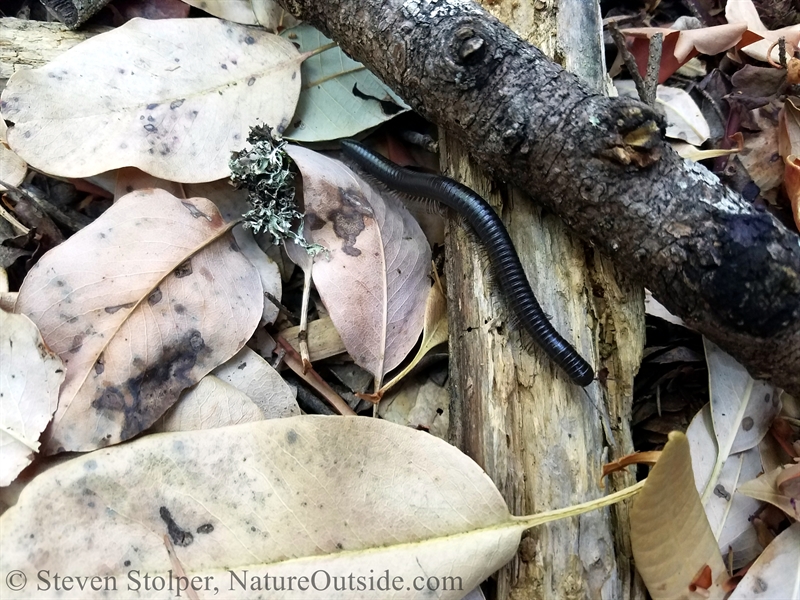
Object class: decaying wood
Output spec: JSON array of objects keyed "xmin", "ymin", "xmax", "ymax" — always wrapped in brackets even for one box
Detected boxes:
[
  {"xmin": 0, "ymin": 17, "xmax": 108, "ymax": 82},
  {"xmin": 276, "ymin": 0, "xmax": 800, "ymax": 396},
  {"xmin": 440, "ymin": 0, "xmax": 646, "ymax": 596}
]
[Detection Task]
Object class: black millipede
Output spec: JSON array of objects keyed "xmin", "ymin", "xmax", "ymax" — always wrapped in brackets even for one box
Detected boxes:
[{"xmin": 340, "ymin": 139, "xmax": 594, "ymax": 387}]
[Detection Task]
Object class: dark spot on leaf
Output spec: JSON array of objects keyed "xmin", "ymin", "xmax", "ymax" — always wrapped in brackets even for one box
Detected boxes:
[
  {"xmin": 221, "ymin": 63, "xmax": 228, "ymax": 70},
  {"xmin": 292, "ymin": 71, "xmax": 297, "ymax": 80},
  {"xmin": 94, "ymin": 355, "xmax": 105, "ymax": 375},
  {"xmin": 247, "ymin": 77, "xmax": 256, "ymax": 86},
  {"xmin": 146, "ymin": 103, "xmax": 159, "ymax": 110},
  {"xmin": 237, "ymin": 362, "xmax": 246, "ymax": 370},
  {"xmin": 104, "ymin": 301, "xmax": 136, "ymax": 314},
  {"xmin": 351, "ymin": 83, "xmax": 404, "ymax": 115},
  {"xmin": 118, "ymin": 68, "xmax": 125, "ymax": 74},
  {"xmin": 764, "ymin": 393, "xmax": 771, "ymax": 403},
  {"xmin": 189, "ymin": 331, "xmax": 205, "ymax": 352},
  {"xmin": 181, "ymin": 201, "xmax": 211, "ymax": 221},
  {"xmin": 56, "ymin": 280, "xmax": 66, "ymax": 287},
  {"xmin": 159, "ymin": 145, "xmax": 171, "ymax": 156},
  {"xmin": 174, "ymin": 303, "xmax": 186, "ymax": 314},
  {"xmin": 69, "ymin": 334, "xmax": 84, "ymax": 353},
  {"xmin": 148, "ymin": 288, "xmax": 162, "ymax": 305},
  {"xmin": 245, "ymin": 35, "xmax": 255, "ymax": 44},
  {"xmin": 327, "ymin": 187, "xmax": 374, "ymax": 256},
  {"xmin": 306, "ymin": 213, "xmax": 325, "ymax": 230},
  {"xmin": 196, "ymin": 523, "xmax": 214, "ymax": 534},
  {"xmin": 713, "ymin": 484, "xmax": 731, "ymax": 501},
  {"xmin": 170, "ymin": 99, "xmax": 185, "ymax": 110},
  {"xmin": 229, "ymin": 238, "xmax": 240, "ymax": 253},
  {"xmin": 286, "ymin": 430, "xmax": 297, "ymax": 444},
  {"xmin": 741, "ymin": 416, "xmax": 754, "ymax": 431},
  {"xmin": 120, "ymin": 142, "xmax": 128, "ymax": 149},
  {"xmin": 94, "ymin": 386, "xmax": 125, "ymax": 410},
  {"xmin": 191, "ymin": 110, "xmax": 199, "ymax": 118},
  {"xmin": 84, "ymin": 459, "xmax": 97, "ymax": 470},
  {"xmin": 147, "ymin": 115, "xmax": 155, "ymax": 122},
  {"xmin": 124, "ymin": 561, "xmax": 131, "ymax": 567},
  {"xmin": 159, "ymin": 507, "xmax": 194, "ymax": 547},
  {"xmin": 174, "ymin": 260, "xmax": 193, "ymax": 278},
  {"xmin": 148, "ymin": 148, "xmax": 155, "ymax": 154},
  {"xmin": 174, "ymin": 58, "xmax": 180, "ymax": 63},
  {"xmin": 24, "ymin": 131, "xmax": 31, "ymax": 139},
  {"xmin": 144, "ymin": 124, "xmax": 157, "ymax": 133}
]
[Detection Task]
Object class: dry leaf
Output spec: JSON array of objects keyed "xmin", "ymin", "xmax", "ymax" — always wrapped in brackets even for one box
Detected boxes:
[
  {"xmin": 0, "ymin": 119, "xmax": 26, "ymax": 192},
  {"xmin": 778, "ymin": 97, "xmax": 800, "ymax": 159},
  {"xmin": 0, "ymin": 417, "xmax": 522, "ymax": 600},
  {"xmin": 783, "ymin": 155, "xmax": 800, "ymax": 231},
  {"xmin": 0, "ymin": 309, "xmax": 64, "ymax": 486},
  {"xmin": 630, "ymin": 431, "xmax": 729, "ymax": 600},
  {"xmin": 285, "ymin": 146, "xmax": 431, "ymax": 388},
  {"xmin": 211, "ymin": 346, "xmax": 299, "ymax": 419},
  {"xmin": 153, "ymin": 375, "xmax": 265, "ymax": 432},
  {"xmin": 621, "ymin": 24, "xmax": 758, "ymax": 83},
  {"xmin": 0, "ymin": 18, "xmax": 302, "ymax": 183},
  {"xmin": 280, "ymin": 316, "xmax": 347, "ymax": 362},
  {"xmin": 379, "ymin": 375, "xmax": 450, "ymax": 439},
  {"xmin": 738, "ymin": 464, "xmax": 800, "ymax": 519},
  {"xmin": 699, "ymin": 339, "xmax": 781, "ymax": 501},
  {"xmin": 180, "ymin": 0, "xmax": 286, "ymax": 29},
  {"xmin": 728, "ymin": 523, "xmax": 800, "ymax": 599},
  {"xmin": 725, "ymin": 0, "xmax": 800, "ymax": 64},
  {"xmin": 14, "ymin": 189, "xmax": 263, "ymax": 453},
  {"xmin": 615, "ymin": 81, "xmax": 710, "ymax": 144},
  {"xmin": 377, "ymin": 277, "xmax": 448, "ymax": 397}
]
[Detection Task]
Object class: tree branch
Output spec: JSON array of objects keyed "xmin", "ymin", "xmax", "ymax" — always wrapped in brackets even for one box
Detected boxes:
[{"xmin": 276, "ymin": 0, "xmax": 800, "ymax": 395}]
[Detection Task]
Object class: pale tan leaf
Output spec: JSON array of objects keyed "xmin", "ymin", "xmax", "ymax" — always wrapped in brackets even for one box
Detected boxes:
[
  {"xmin": 728, "ymin": 523, "xmax": 800, "ymax": 599},
  {"xmin": 1, "ymin": 18, "xmax": 302, "ymax": 183},
  {"xmin": 726, "ymin": 0, "xmax": 800, "ymax": 62},
  {"xmin": 180, "ymin": 0, "xmax": 285, "ymax": 29},
  {"xmin": 621, "ymin": 24, "xmax": 756, "ymax": 82},
  {"xmin": 285, "ymin": 146, "xmax": 431, "ymax": 387},
  {"xmin": 153, "ymin": 375, "xmax": 265, "ymax": 432},
  {"xmin": 15, "ymin": 189, "xmax": 263, "ymax": 453},
  {"xmin": 700, "ymin": 338, "xmax": 781, "ymax": 502},
  {"xmin": 630, "ymin": 431, "xmax": 728, "ymax": 600},
  {"xmin": 185, "ymin": 179, "xmax": 282, "ymax": 325},
  {"xmin": 738, "ymin": 464, "xmax": 800, "ymax": 519},
  {"xmin": 0, "ymin": 119, "xmax": 26, "ymax": 192},
  {"xmin": 615, "ymin": 81, "xmax": 710, "ymax": 144},
  {"xmin": 379, "ymin": 375, "xmax": 450, "ymax": 440},
  {"xmin": 725, "ymin": 0, "xmax": 767, "ymax": 31},
  {"xmin": 0, "ymin": 309, "xmax": 64, "ymax": 486},
  {"xmin": 672, "ymin": 142, "xmax": 740, "ymax": 161},
  {"xmin": 0, "ymin": 417, "xmax": 522, "ymax": 600},
  {"xmin": 211, "ymin": 346, "xmax": 299, "ymax": 419},
  {"xmin": 378, "ymin": 278, "xmax": 448, "ymax": 397}
]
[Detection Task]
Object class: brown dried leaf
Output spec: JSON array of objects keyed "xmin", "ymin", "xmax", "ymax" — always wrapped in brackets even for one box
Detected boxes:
[
  {"xmin": 1, "ymin": 18, "xmax": 302, "ymax": 183},
  {"xmin": 0, "ymin": 119, "xmax": 26, "ymax": 192},
  {"xmin": 15, "ymin": 189, "xmax": 263, "ymax": 453},
  {"xmin": 621, "ymin": 24, "xmax": 758, "ymax": 83},
  {"xmin": 630, "ymin": 431, "xmax": 729, "ymax": 600},
  {"xmin": 726, "ymin": 0, "xmax": 800, "ymax": 63},
  {"xmin": 285, "ymin": 146, "xmax": 431, "ymax": 387},
  {"xmin": 783, "ymin": 155, "xmax": 800, "ymax": 232},
  {"xmin": 737, "ymin": 464, "xmax": 800, "ymax": 519}
]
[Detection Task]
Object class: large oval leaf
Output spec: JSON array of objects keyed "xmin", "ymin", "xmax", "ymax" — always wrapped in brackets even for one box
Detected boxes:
[
  {"xmin": 286, "ymin": 146, "xmax": 430, "ymax": 386},
  {"xmin": 15, "ymin": 189, "xmax": 263, "ymax": 453},
  {"xmin": 0, "ymin": 18, "xmax": 302, "ymax": 183},
  {"xmin": 0, "ymin": 417, "xmax": 521, "ymax": 599}
]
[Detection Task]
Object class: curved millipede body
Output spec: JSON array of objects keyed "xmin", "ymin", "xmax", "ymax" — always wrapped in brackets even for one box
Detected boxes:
[{"xmin": 340, "ymin": 139, "xmax": 594, "ymax": 387}]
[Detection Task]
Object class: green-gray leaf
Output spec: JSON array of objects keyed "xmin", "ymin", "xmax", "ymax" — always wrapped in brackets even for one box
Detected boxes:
[{"xmin": 281, "ymin": 24, "xmax": 409, "ymax": 142}]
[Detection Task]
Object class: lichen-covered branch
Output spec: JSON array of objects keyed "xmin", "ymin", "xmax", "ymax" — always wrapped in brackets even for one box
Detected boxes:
[{"xmin": 276, "ymin": 0, "xmax": 800, "ymax": 395}]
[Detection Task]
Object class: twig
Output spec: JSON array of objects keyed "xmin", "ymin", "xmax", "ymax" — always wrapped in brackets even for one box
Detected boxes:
[
  {"xmin": 275, "ymin": 335, "xmax": 356, "ymax": 415},
  {"xmin": 643, "ymin": 32, "xmax": 663, "ymax": 107},
  {"xmin": 2, "ymin": 180, "xmax": 91, "ymax": 232},
  {"xmin": 608, "ymin": 24, "xmax": 659, "ymax": 107}
]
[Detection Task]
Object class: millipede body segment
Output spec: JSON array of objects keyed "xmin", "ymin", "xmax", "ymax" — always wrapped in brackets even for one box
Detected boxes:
[{"xmin": 340, "ymin": 139, "xmax": 594, "ymax": 387}]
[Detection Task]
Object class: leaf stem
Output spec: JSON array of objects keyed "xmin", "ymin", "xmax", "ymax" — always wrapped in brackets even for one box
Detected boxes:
[{"xmin": 512, "ymin": 480, "xmax": 646, "ymax": 530}]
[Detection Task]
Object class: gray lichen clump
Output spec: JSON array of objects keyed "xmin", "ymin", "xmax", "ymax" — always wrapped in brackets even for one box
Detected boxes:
[{"xmin": 229, "ymin": 125, "xmax": 324, "ymax": 255}]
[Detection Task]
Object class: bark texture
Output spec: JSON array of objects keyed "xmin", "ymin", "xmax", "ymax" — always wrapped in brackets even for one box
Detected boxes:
[
  {"xmin": 276, "ymin": 0, "xmax": 800, "ymax": 395},
  {"xmin": 440, "ymin": 0, "xmax": 645, "ymax": 596}
]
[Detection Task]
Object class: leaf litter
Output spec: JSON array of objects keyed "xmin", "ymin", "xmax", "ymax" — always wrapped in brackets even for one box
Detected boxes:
[{"xmin": 0, "ymin": 0, "xmax": 799, "ymax": 597}]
